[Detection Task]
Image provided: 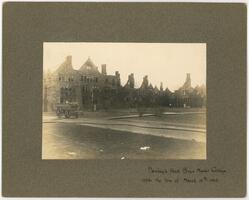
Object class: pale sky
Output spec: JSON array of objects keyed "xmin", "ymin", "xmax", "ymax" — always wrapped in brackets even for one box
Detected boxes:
[{"xmin": 43, "ymin": 42, "xmax": 206, "ymax": 91}]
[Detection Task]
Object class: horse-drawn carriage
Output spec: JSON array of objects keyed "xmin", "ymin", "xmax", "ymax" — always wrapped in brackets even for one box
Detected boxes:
[{"xmin": 55, "ymin": 102, "xmax": 81, "ymax": 118}]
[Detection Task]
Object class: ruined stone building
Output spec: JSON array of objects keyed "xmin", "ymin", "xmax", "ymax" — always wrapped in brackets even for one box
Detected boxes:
[
  {"xmin": 43, "ymin": 56, "xmax": 206, "ymax": 111},
  {"xmin": 174, "ymin": 73, "xmax": 206, "ymax": 107},
  {"xmin": 43, "ymin": 56, "xmax": 121, "ymax": 111}
]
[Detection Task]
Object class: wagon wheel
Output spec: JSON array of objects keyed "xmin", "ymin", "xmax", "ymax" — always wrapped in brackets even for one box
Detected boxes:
[
  {"xmin": 75, "ymin": 112, "xmax": 78, "ymax": 118},
  {"xmin": 65, "ymin": 111, "xmax": 70, "ymax": 118},
  {"xmin": 56, "ymin": 109, "xmax": 62, "ymax": 118}
]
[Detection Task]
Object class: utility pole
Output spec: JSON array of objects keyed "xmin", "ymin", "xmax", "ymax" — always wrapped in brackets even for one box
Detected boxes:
[{"xmin": 91, "ymin": 86, "xmax": 97, "ymax": 112}]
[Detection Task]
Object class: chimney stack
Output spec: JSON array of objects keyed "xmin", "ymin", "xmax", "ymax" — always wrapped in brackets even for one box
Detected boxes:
[
  {"xmin": 66, "ymin": 55, "xmax": 72, "ymax": 65},
  {"xmin": 129, "ymin": 73, "xmax": 135, "ymax": 88},
  {"xmin": 160, "ymin": 82, "xmax": 163, "ymax": 91},
  {"xmin": 101, "ymin": 64, "xmax": 107, "ymax": 75},
  {"xmin": 115, "ymin": 71, "xmax": 121, "ymax": 86},
  {"xmin": 115, "ymin": 71, "xmax": 120, "ymax": 80}
]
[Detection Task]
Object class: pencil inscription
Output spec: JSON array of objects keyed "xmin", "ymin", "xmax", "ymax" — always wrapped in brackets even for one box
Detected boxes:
[{"xmin": 143, "ymin": 166, "xmax": 226, "ymax": 184}]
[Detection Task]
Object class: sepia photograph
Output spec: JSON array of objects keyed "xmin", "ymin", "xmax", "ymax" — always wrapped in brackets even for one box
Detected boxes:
[
  {"xmin": 3, "ymin": 2, "xmax": 247, "ymax": 197},
  {"xmin": 42, "ymin": 42, "xmax": 206, "ymax": 160}
]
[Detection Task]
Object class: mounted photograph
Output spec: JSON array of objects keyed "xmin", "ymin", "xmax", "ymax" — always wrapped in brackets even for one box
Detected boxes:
[{"xmin": 42, "ymin": 42, "xmax": 206, "ymax": 159}]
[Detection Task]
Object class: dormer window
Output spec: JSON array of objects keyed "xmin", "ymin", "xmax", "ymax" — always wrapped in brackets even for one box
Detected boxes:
[{"xmin": 86, "ymin": 66, "xmax": 91, "ymax": 70}]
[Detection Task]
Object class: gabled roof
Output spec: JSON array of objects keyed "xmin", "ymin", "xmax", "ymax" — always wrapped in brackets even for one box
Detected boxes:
[
  {"xmin": 79, "ymin": 57, "xmax": 100, "ymax": 75},
  {"xmin": 165, "ymin": 87, "xmax": 172, "ymax": 94},
  {"xmin": 154, "ymin": 86, "xmax": 159, "ymax": 92},
  {"xmin": 148, "ymin": 83, "xmax": 154, "ymax": 90}
]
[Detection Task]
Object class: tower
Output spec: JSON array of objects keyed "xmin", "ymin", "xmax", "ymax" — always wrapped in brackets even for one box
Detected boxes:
[{"xmin": 183, "ymin": 73, "xmax": 191, "ymax": 89}]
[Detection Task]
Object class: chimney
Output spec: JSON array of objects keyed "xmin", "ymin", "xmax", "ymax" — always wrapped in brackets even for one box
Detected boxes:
[
  {"xmin": 186, "ymin": 73, "xmax": 191, "ymax": 85},
  {"xmin": 115, "ymin": 71, "xmax": 120, "ymax": 78},
  {"xmin": 129, "ymin": 73, "xmax": 135, "ymax": 88},
  {"xmin": 101, "ymin": 64, "xmax": 107, "ymax": 75},
  {"xmin": 115, "ymin": 71, "xmax": 121, "ymax": 86},
  {"xmin": 160, "ymin": 82, "xmax": 163, "ymax": 91},
  {"xmin": 115, "ymin": 71, "xmax": 120, "ymax": 80},
  {"xmin": 66, "ymin": 55, "xmax": 72, "ymax": 65}
]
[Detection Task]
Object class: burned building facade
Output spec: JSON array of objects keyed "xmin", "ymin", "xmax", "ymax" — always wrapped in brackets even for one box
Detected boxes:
[
  {"xmin": 43, "ymin": 56, "xmax": 121, "ymax": 111},
  {"xmin": 43, "ymin": 56, "xmax": 206, "ymax": 111},
  {"xmin": 174, "ymin": 73, "xmax": 206, "ymax": 107}
]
